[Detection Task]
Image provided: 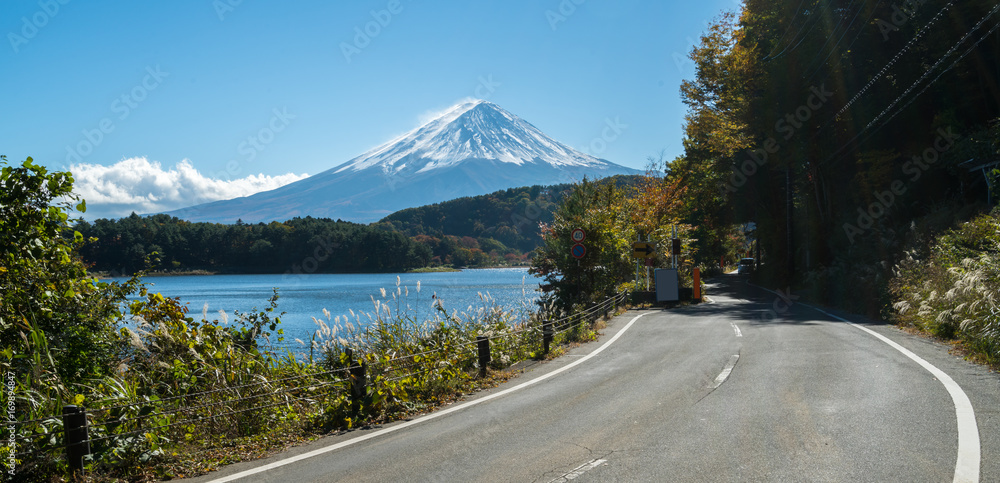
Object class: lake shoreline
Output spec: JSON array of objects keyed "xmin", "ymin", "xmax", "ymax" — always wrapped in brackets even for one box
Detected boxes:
[
  {"xmin": 92, "ymin": 265, "xmax": 532, "ymax": 279},
  {"xmin": 116, "ymin": 270, "xmax": 542, "ymax": 343}
]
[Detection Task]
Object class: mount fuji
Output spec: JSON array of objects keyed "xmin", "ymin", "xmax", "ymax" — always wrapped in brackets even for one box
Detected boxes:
[{"xmin": 166, "ymin": 100, "xmax": 641, "ymax": 223}]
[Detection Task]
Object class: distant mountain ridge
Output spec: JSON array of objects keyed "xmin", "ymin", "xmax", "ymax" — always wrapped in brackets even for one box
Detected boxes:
[{"xmin": 166, "ymin": 100, "xmax": 640, "ymax": 223}]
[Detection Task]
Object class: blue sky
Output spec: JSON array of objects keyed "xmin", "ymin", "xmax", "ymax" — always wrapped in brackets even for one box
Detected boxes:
[{"xmin": 1, "ymin": 0, "xmax": 741, "ymax": 219}]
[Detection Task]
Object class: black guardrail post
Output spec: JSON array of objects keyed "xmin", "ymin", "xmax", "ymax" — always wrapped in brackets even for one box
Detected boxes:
[
  {"xmin": 63, "ymin": 405, "xmax": 90, "ymax": 474},
  {"xmin": 346, "ymin": 349, "xmax": 367, "ymax": 414},
  {"xmin": 542, "ymin": 320, "xmax": 553, "ymax": 355},
  {"xmin": 476, "ymin": 336, "xmax": 491, "ymax": 377}
]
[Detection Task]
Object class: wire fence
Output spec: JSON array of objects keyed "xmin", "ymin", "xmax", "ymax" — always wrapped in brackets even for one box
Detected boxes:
[{"xmin": 9, "ymin": 291, "xmax": 630, "ymax": 473}]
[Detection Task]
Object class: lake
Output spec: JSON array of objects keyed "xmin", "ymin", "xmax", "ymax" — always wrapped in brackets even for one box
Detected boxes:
[{"xmin": 128, "ymin": 268, "xmax": 542, "ymax": 345}]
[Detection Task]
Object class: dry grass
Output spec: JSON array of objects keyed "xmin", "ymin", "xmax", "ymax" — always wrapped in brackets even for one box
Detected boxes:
[{"xmin": 889, "ymin": 209, "xmax": 1000, "ymax": 368}]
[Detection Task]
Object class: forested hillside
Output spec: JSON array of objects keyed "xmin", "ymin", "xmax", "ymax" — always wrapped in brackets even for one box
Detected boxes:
[
  {"xmin": 379, "ymin": 176, "xmax": 642, "ymax": 262},
  {"xmin": 670, "ymin": 0, "xmax": 1000, "ymax": 315},
  {"xmin": 75, "ymin": 215, "xmax": 433, "ymax": 274},
  {"xmin": 380, "ymin": 184, "xmax": 570, "ymax": 254},
  {"xmin": 74, "ymin": 179, "xmax": 643, "ymax": 274}
]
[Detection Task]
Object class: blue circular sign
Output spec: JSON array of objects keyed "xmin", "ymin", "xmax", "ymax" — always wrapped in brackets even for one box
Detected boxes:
[{"xmin": 571, "ymin": 243, "xmax": 586, "ymax": 259}]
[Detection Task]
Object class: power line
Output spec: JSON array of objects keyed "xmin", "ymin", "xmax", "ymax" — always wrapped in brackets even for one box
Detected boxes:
[
  {"xmin": 763, "ymin": 0, "xmax": 812, "ymax": 60},
  {"xmin": 817, "ymin": 16, "xmax": 1000, "ymax": 170},
  {"xmin": 803, "ymin": 0, "xmax": 869, "ymax": 81},
  {"xmin": 833, "ymin": 1, "xmax": 956, "ymax": 121},
  {"xmin": 796, "ymin": 0, "xmax": 964, "ymax": 168},
  {"xmin": 866, "ymin": 3, "xmax": 1000, "ymax": 130},
  {"xmin": 770, "ymin": 11, "xmax": 825, "ymax": 60}
]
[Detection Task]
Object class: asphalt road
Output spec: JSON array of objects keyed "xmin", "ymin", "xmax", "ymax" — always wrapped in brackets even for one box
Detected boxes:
[{"xmin": 189, "ymin": 274, "xmax": 1000, "ymax": 482}]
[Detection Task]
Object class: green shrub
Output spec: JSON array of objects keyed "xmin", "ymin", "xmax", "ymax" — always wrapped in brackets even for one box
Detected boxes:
[{"xmin": 890, "ymin": 209, "xmax": 1000, "ymax": 365}]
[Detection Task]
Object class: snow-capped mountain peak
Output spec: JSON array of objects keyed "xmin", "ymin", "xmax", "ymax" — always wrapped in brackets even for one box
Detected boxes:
[
  {"xmin": 334, "ymin": 100, "xmax": 609, "ymax": 175},
  {"xmin": 166, "ymin": 100, "xmax": 639, "ymax": 223}
]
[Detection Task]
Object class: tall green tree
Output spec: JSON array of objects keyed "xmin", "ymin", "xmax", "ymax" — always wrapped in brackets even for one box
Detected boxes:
[
  {"xmin": 530, "ymin": 179, "xmax": 633, "ymax": 312},
  {"xmin": 0, "ymin": 156, "xmax": 137, "ymax": 383},
  {"xmin": 668, "ymin": 11, "xmax": 759, "ymax": 270}
]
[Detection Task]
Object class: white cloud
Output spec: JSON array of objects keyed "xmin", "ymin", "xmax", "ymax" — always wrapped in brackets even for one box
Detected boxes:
[{"xmin": 67, "ymin": 157, "xmax": 308, "ymax": 220}]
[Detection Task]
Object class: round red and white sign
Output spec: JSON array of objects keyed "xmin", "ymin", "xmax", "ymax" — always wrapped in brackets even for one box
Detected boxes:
[{"xmin": 571, "ymin": 228, "xmax": 586, "ymax": 243}]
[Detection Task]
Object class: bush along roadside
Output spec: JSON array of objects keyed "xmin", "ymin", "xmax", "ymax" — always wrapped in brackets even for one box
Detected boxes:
[
  {"xmin": 9, "ymin": 279, "xmax": 628, "ymax": 482},
  {"xmin": 890, "ymin": 207, "xmax": 1000, "ymax": 368}
]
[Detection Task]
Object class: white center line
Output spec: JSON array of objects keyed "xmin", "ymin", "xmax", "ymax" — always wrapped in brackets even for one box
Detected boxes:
[
  {"xmin": 711, "ymin": 354, "xmax": 740, "ymax": 389},
  {"xmin": 549, "ymin": 458, "xmax": 607, "ymax": 482},
  {"xmin": 730, "ymin": 321, "xmax": 742, "ymax": 337}
]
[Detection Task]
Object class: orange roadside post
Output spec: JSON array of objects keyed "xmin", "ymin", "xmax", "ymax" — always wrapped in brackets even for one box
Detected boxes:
[{"xmin": 693, "ymin": 267, "xmax": 701, "ymax": 301}]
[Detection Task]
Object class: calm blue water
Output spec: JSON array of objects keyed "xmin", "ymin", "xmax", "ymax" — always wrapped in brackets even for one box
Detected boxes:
[{"xmin": 128, "ymin": 268, "xmax": 541, "ymax": 343}]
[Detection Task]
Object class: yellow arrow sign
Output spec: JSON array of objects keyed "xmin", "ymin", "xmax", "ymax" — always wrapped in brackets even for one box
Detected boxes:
[{"xmin": 632, "ymin": 242, "xmax": 655, "ymax": 259}]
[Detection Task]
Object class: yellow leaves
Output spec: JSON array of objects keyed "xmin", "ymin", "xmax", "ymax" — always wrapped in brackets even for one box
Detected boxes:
[{"xmin": 629, "ymin": 175, "xmax": 688, "ymax": 232}]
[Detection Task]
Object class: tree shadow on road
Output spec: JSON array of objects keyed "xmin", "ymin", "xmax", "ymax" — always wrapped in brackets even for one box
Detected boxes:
[{"xmin": 659, "ymin": 273, "xmax": 892, "ymax": 328}]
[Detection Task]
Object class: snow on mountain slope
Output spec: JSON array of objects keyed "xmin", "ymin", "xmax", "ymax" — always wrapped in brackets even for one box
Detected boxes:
[
  {"xmin": 165, "ymin": 100, "xmax": 639, "ymax": 224},
  {"xmin": 337, "ymin": 100, "xmax": 614, "ymax": 174}
]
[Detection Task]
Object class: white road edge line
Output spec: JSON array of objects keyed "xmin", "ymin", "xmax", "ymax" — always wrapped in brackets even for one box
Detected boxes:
[
  {"xmin": 207, "ymin": 312, "xmax": 651, "ymax": 482},
  {"xmin": 749, "ymin": 283, "xmax": 980, "ymax": 483},
  {"xmin": 549, "ymin": 458, "xmax": 607, "ymax": 482},
  {"xmin": 711, "ymin": 354, "xmax": 740, "ymax": 389},
  {"xmin": 730, "ymin": 321, "xmax": 742, "ymax": 337}
]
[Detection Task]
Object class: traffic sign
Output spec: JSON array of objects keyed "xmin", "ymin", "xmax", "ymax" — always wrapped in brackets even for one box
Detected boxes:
[
  {"xmin": 632, "ymin": 242, "xmax": 654, "ymax": 259},
  {"xmin": 571, "ymin": 243, "xmax": 586, "ymax": 259},
  {"xmin": 672, "ymin": 238, "xmax": 682, "ymax": 255},
  {"xmin": 571, "ymin": 228, "xmax": 586, "ymax": 243}
]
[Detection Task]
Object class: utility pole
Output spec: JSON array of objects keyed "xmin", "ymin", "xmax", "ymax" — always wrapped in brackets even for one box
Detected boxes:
[
  {"xmin": 754, "ymin": 205, "xmax": 760, "ymax": 272},
  {"xmin": 672, "ymin": 224, "xmax": 677, "ymax": 269},
  {"xmin": 786, "ymin": 166, "xmax": 794, "ymax": 284},
  {"xmin": 645, "ymin": 232, "xmax": 651, "ymax": 292},
  {"xmin": 635, "ymin": 233, "xmax": 641, "ymax": 290}
]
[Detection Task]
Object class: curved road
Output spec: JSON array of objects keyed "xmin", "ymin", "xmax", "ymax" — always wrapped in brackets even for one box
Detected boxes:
[{"xmin": 190, "ymin": 275, "xmax": 1000, "ymax": 482}]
